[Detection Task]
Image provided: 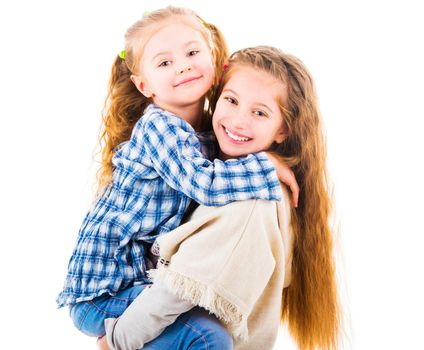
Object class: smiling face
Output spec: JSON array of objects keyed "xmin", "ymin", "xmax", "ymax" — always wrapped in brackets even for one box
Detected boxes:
[
  {"xmin": 213, "ymin": 65, "xmax": 287, "ymax": 160},
  {"xmin": 131, "ymin": 17, "xmax": 215, "ymax": 116}
]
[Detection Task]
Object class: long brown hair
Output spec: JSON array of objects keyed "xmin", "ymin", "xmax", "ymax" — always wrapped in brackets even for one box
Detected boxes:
[
  {"xmin": 212, "ymin": 46, "xmax": 340, "ymax": 349},
  {"xmin": 97, "ymin": 6, "xmax": 228, "ymax": 189}
]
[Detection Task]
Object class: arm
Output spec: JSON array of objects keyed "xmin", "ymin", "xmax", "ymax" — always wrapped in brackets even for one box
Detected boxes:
[
  {"xmin": 198, "ymin": 132, "xmax": 299, "ymax": 207},
  {"xmin": 101, "ymin": 284, "xmax": 193, "ymax": 350},
  {"xmin": 142, "ymin": 112, "xmax": 282, "ymax": 206},
  {"xmin": 266, "ymin": 152, "xmax": 299, "ymax": 208}
]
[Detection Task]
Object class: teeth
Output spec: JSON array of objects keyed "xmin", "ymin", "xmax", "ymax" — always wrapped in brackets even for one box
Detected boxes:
[{"xmin": 225, "ymin": 128, "xmax": 249, "ymax": 142}]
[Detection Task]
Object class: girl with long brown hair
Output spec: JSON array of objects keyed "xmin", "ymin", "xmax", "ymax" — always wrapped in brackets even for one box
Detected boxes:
[{"xmin": 101, "ymin": 46, "xmax": 340, "ymax": 350}]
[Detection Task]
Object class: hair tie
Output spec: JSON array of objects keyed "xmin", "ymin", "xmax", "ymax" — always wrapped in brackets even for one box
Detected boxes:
[{"xmin": 119, "ymin": 50, "xmax": 126, "ymax": 60}]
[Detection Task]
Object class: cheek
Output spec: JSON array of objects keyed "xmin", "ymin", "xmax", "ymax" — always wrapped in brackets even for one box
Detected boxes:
[
  {"xmin": 215, "ymin": 97, "xmax": 232, "ymax": 114},
  {"xmin": 205, "ymin": 66, "xmax": 215, "ymax": 84},
  {"xmin": 212, "ymin": 111, "xmax": 222, "ymax": 127},
  {"xmin": 212, "ymin": 107, "xmax": 225, "ymax": 130},
  {"xmin": 203, "ymin": 56, "xmax": 215, "ymax": 77},
  {"xmin": 213, "ymin": 101, "xmax": 224, "ymax": 117},
  {"xmin": 257, "ymin": 126, "xmax": 276, "ymax": 147},
  {"xmin": 212, "ymin": 117, "xmax": 221, "ymax": 136},
  {"xmin": 204, "ymin": 50, "xmax": 214, "ymax": 66}
]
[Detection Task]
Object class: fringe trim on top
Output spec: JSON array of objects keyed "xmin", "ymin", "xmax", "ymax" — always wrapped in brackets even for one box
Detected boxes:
[{"xmin": 148, "ymin": 267, "xmax": 249, "ymax": 341}]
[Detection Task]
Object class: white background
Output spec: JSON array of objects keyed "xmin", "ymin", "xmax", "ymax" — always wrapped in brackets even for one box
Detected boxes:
[{"xmin": 1, "ymin": 1, "xmax": 423, "ymax": 349}]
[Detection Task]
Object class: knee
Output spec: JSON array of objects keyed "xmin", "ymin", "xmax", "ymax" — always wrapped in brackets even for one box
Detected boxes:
[
  {"xmin": 192, "ymin": 326, "xmax": 233, "ymax": 350},
  {"xmin": 187, "ymin": 309, "xmax": 233, "ymax": 349},
  {"xmin": 204, "ymin": 325, "xmax": 233, "ymax": 349},
  {"xmin": 70, "ymin": 301, "xmax": 105, "ymax": 337}
]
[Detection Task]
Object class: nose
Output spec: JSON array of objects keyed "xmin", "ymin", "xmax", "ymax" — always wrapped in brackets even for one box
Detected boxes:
[
  {"xmin": 176, "ymin": 56, "xmax": 192, "ymax": 74},
  {"xmin": 177, "ymin": 64, "xmax": 192, "ymax": 74},
  {"xmin": 232, "ymin": 109, "xmax": 249, "ymax": 130}
]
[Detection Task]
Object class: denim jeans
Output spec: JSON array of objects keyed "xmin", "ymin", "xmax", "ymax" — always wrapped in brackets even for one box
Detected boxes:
[{"xmin": 69, "ymin": 285, "xmax": 233, "ymax": 349}]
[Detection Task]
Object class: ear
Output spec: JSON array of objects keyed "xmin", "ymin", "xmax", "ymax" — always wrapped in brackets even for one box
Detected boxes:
[
  {"xmin": 130, "ymin": 74, "xmax": 153, "ymax": 98},
  {"xmin": 274, "ymin": 128, "xmax": 287, "ymax": 144}
]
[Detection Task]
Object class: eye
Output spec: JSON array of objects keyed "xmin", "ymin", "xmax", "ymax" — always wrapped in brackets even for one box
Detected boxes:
[
  {"xmin": 224, "ymin": 96, "xmax": 237, "ymax": 105},
  {"xmin": 188, "ymin": 50, "xmax": 199, "ymax": 56},
  {"xmin": 253, "ymin": 110, "xmax": 268, "ymax": 118},
  {"xmin": 158, "ymin": 60, "xmax": 171, "ymax": 67}
]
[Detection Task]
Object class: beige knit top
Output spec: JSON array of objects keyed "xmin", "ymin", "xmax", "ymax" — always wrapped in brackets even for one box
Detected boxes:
[{"xmin": 151, "ymin": 190, "xmax": 294, "ymax": 350}]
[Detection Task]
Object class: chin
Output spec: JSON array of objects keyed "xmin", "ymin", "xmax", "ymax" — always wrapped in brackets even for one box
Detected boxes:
[{"xmin": 221, "ymin": 149, "xmax": 247, "ymax": 160}]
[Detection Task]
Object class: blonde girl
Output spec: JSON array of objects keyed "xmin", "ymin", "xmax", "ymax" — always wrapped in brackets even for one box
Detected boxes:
[
  {"xmin": 57, "ymin": 7, "xmax": 297, "ymax": 349},
  {"xmin": 101, "ymin": 46, "xmax": 340, "ymax": 350}
]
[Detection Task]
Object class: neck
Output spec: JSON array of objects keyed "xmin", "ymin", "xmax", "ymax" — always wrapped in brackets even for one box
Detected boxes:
[
  {"xmin": 155, "ymin": 99, "xmax": 205, "ymax": 132},
  {"xmin": 218, "ymin": 149, "xmax": 230, "ymax": 161}
]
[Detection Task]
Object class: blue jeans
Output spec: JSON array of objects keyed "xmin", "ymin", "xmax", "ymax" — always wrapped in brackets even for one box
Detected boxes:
[{"xmin": 69, "ymin": 285, "xmax": 233, "ymax": 349}]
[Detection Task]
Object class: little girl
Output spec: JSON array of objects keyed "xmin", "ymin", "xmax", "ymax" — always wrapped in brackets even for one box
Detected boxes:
[
  {"xmin": 57, "ymin": 6, "xmax": 297, "ymax": 347},
  {"xmin": 100, "ymin": 46, "xmax": 340, "ymax": 350}
]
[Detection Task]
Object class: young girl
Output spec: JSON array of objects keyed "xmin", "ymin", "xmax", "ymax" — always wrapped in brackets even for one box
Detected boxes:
[
  {"xmin": 57, "ymin": 6, "xmax": 297, "ymax": 348},
  {"xmin": 100, "ymin": 46, "xmax": 340, "ymax": 350}
]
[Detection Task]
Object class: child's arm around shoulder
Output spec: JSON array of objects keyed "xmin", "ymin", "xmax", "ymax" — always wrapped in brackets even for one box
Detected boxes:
[
  {"xmin": 266, "ymin": 152, "xmax": 299, "ymax": 208},
  {"xmin": 141, "ymin": 110, "xmax": 283, "ymax": 206}
]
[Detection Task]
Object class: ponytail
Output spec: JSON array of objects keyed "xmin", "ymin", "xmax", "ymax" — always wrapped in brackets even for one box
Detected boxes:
[
  {"xmin": 204, "ymin": 22, "xmax": 229, "ymax": 87},
  {"xmin": 97, "ymin": 55, "xmax": 151, "ymax": 190},
  {"xmin": 200, "ymin": 20, "xmax": 229, "ymax": 130}
]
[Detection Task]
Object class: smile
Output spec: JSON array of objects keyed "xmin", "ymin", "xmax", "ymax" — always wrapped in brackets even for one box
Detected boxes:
[
  {"xmin": 224, "ymin": 127, "xmax": 251, "ymax": 142},
  {"xmin": 174, "ymin": 76, "xmax": 201, "ymax": 87}
]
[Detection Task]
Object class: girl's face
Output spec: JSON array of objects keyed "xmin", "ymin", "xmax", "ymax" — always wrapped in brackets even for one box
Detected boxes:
[
  {"xmin": 213, "ymin": 66, "xmax": 286, "ymax": 160},
  {"xmin": 132, "ymin": 18, "xmax": 215, "ymax": 114}
]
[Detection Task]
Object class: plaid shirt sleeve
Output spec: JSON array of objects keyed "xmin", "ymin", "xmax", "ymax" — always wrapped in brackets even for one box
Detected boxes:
[{"xmin": 142, "ymin": 110, "xmax": 282, "ymax": 206}]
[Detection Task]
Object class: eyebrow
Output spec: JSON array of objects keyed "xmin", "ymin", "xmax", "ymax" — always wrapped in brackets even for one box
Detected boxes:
[
  {"xmin": 222, "ymin": 88, "xmax": 274, "ymax": 113},
  {"xmin": 221, "ymin": 88, "xmax": 239, "ymax": 96},
  {"xmin": 151, "ymin": 40, "xmax": 202, "ymax": 62},
  {"xmin": 255, "ymin": 102, "xmax": 274, "ymax": 114}
]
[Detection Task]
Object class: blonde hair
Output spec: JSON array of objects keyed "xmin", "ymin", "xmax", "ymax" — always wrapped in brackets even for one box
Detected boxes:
[
  {"xmin": 97, "ymin": 6, "xmax": 229, "ymax": 189},
  {"xmin": 212, "ymin": 46, "xmax": 340, "ymax": 349}
]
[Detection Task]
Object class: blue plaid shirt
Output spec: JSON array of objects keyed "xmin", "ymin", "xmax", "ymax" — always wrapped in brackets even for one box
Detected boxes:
[{"xmin": 56, "ymin": 104, "xmax": 282, "ymax": 308}]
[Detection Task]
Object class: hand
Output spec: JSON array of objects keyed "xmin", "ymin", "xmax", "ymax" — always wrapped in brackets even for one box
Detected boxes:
[
  {"xmin": 97, "ymin": 336, "xmax": 110, "ymax": 350},
  {"xmin": 266, "ymin": 152, "xmax": 299, "ymax": 208}
]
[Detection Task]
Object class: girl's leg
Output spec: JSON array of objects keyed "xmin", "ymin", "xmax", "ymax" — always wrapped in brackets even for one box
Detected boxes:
[
  {"xmin": 105, "ymin": 282, "xmax": 194, "ymax": 350},
  {"xmin": 69, "ymin": 284, "xmax": 148, "ymax": 337},
  {"xmin": 143, "ymin": 307, "xmax": 233, "ymax": 350}
]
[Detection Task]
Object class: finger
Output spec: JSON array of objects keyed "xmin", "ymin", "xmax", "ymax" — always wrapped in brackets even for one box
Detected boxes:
[
  {"xmin": 283, "ymin": 170, "xmax": 299, "ymax": 208},
  {"xmin": 290, "ymin": 181, "xmax": 299, "ymax": 208}
]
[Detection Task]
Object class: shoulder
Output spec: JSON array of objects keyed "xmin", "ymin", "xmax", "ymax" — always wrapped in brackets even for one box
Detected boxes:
[
  {"xmin": 141, "ymin": 104, "xmax": 195, "ymax": 134},
  {"xmin": 141, "ymin": 104, "xmax": 167, "ymax": 123},
  {"xmin": 137, "ymin": 104, "xmax": 168, "ymax": 131}
]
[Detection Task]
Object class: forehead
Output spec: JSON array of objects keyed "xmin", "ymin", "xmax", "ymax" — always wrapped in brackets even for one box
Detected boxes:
[
  {"xmin": 225, "ymin": 66, "xmax": 286, "ymax": 103},
  {"xmin": 143, "ymin": 17, "xmax": 207, "ymax": 54}
]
